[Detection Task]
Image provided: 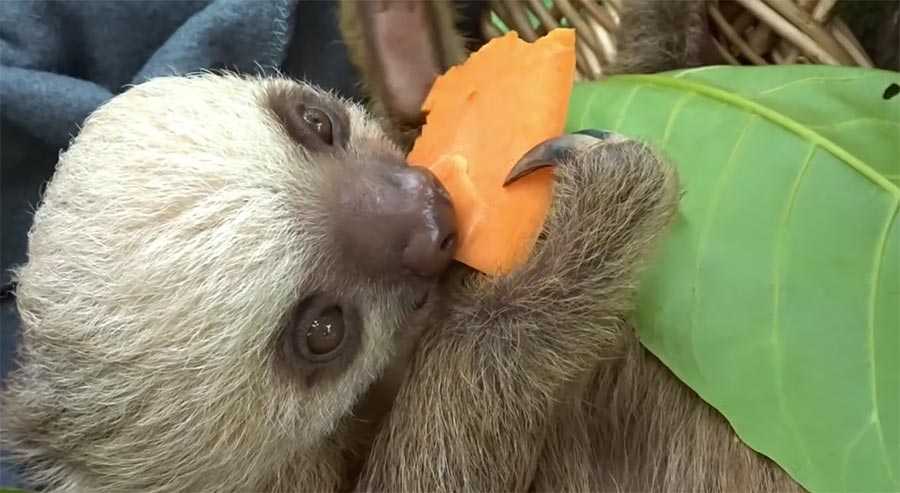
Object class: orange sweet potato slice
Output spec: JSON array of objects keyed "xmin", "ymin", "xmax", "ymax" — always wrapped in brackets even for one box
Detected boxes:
[{"xmin": 407, "ymin": 28, "xmax": 576, "ymax": 277}]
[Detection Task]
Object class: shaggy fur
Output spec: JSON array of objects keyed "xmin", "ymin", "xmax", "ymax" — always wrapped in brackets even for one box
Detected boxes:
[
  {"xmin": 610, "ymin": 0, "xmax": 712, "ymax": 74},
  {"xmin": 1, "ymin": 74, "xmax": 432, "ymax": 493},
  {"xmin": 352, "ymin": 138, "xmax": 799, "ymax": 493}
]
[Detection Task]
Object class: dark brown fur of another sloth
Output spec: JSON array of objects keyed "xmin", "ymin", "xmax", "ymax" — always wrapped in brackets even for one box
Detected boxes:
[
  {"xmin": 342, "ymin": 0, "xmax": 802, "ymax": 491},
  {"xmin": 610, "ymin": 0, "xmax": 719, "ymax": 74}
]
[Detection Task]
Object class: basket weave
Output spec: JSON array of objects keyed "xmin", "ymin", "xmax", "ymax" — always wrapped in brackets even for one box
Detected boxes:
[{"xmin": 482, "ymin": 0, "xmax": 873, "ymax": 80}]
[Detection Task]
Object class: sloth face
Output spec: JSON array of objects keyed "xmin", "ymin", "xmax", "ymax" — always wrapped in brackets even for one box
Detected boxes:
[{"xmin": 7, "ymin": 74, "xmax": 456, "ymax": 488}]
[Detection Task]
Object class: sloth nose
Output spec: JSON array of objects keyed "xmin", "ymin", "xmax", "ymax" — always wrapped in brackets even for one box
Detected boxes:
[
  {"xmin": 338, "ymin": 161, "xmax": 457, "ymax": 280},
  {"xmin": 397, "ymin": 167, "xmax": 457, "ymax": 278}
]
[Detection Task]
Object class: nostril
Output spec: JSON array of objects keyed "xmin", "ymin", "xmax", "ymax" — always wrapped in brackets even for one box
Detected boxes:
[
  {"xmin": 440, "ymin": 233, "xmax": 456, "ymax": 252},
  {"xmin": 433, "ymin": 179, "xmax": 451, "ymax": 202},
  {"xmin": 400, "ymin": 217, "xmax": 456, "ymax": 278}
]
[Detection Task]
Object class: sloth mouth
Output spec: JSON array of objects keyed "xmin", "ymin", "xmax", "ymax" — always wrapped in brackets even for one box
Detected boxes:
[{"xmin": 411, "ymin": 290, "xmax": 429, "ymax": 311}]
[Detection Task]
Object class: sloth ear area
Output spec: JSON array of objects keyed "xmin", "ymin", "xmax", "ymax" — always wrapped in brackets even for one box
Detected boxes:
[{"xmin": 338, "ymin": 0, "xmax": 468, "ymax": 127}]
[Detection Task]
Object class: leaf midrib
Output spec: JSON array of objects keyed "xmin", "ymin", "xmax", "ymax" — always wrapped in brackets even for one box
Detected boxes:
[
  {"xmin": 609, "ymin": 74, "xmax": 900, "ymax": 199},
  {"xmin": 578, "ymin": 68, "xmax": 900, "ymax": 491}
]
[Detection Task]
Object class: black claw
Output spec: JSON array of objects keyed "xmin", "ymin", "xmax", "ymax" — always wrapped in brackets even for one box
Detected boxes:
[
  {"xmin": 503, "ymin": 131, "xmax": 608, "ymax": 187},
  {"xmin": 574, "ymin": 129, "xmax": 612, "ymax": 139}
]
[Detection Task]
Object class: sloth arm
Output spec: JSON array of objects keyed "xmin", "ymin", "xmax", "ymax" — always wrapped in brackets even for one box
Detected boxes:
[
  {"xmin": 355, "ymin": 136, "xmax": 679, "ymax": 492},
  {"xmin": 339, "ymin": 2, "xmax": 705, "ymax": 489}
]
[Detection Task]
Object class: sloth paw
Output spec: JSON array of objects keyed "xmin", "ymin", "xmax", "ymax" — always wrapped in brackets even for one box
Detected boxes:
[
  {"xmin": 503, "ymin": 130, "xmax": 627, "ymax": 187},
  {"xmin": 504, "ymin": 128, "xmax": 674, "ymax": 221},
  {"xmin": 505, "ymin": 130, "xmax": 679, "ymax": 275}
]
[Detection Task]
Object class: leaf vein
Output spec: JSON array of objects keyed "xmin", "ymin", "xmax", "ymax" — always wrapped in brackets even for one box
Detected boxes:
[
  {"xmin": 688, "ymin": 116, "xmax": 756, "ymax": 360},
  {"xmin": 663, "ymin": 94, "xmax": 695, "ymax": 145},
  {"xmin": 771, "ymin": 143, "xmax": 817, "ymax": 471},
  {"xmin": 672, "ymin": 65, "xmax": 724, "ymax": 79},
  {"xmin": 577, "ymin": 84, "xmax": 605, "ymax": 130},
  {"xmin": 611, "ymin": 86, "xmax": 642, "ymax": 131},
  {"xmin": 841, "ymin": 420, "xmax": 877, "ymax": 489},
  {"xmin": 610, "ymin": 75, "xmax": 900, "ymax": 198},
  {"xmin": 806, "ymin": 118, "xmax": 900, "ymax": 130},
  {"xmin": 867, "ymin": 196, "xmax": 900, "ymax": 484},
  {"xmin": 752, "ymin": 76, "xmax": 857, "ymax": 96}
]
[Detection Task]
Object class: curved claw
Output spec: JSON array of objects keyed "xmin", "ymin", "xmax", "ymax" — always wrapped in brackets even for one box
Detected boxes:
[{"xmin": 503, "ymin": 130, "xmax": 613, "ymax": 187}]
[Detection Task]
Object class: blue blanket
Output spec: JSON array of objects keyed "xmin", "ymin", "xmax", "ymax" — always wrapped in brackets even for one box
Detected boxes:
[
  {"xmin": 0, "ymin": 0, "xmax": 376, "ymax": 281},
  {"xmin": 0, "ymin": 0, "xmax": 366, "ymax": 487}
]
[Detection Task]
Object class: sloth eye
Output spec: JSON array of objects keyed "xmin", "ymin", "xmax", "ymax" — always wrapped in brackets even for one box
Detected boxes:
[
  {"xmin": 301, "ymin": 108, "xmax": 333, "ymax": 146},
  {"xmin": 305, "ymin": 306, "xmax": 344, "ymax": 355},
  {"xmin": 279, "ymin": 295, "xmax": 359, "ymax": 381}
]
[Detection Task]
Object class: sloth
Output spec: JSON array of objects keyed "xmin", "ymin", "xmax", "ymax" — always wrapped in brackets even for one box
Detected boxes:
[
  {"xmin": 3, "ymin": 69, "xmax": 677, "ymax": 493},
  {"xmin": 1, "ymin": 74, "xmax": 461, "ymax": 492},
  {"xmin": 1, "ymin": 0, "xmax": 803, "ymax": 492}
]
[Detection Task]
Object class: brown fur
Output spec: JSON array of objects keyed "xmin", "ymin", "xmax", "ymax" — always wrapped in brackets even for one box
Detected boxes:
[
  {"xmin": 610, "ymin": 0, "xmax": 717, "ymax": 74},
  {"xmin": 354, "ymin": 135, "xmax": 679, "ymax": 490},
  {"xmin": 352, "ymin": 137, "xmax": 799, "ymax": 493},
  {"xmin": 838, "ymin": 0, "xmax": 900, "ymax": 71},
  {"xmin": 531, "ymin": 333, "xmax": 800, "ymax": 492}
]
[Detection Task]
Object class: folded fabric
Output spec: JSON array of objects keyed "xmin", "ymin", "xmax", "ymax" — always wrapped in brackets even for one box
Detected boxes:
[
  {"xmin": 0, "ymin": 2, "xmax": 362, "ymax": 487},
  {"xmin": 0, "ymin": 0, "xmax": 374, "ymax": 288}
]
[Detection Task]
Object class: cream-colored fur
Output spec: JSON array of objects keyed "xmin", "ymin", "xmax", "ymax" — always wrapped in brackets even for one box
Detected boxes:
[{"xmin": 2, "ymin": 74, "xmax": 414, "ymax": 492}]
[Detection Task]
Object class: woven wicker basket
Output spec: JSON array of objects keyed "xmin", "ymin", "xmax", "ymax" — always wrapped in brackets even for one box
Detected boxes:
[{"xmin": 482, "ymin": 0, "xmax": 874, "ymax": 80}]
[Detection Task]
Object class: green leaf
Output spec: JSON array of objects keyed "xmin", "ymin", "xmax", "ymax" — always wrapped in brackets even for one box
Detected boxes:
[{"xmin": 566, "ymin": 65, "xmax": 900, "ymax": 493}]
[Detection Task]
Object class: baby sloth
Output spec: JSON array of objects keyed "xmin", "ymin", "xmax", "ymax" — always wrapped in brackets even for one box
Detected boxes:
[
  {"xmin": 1, "ymin": 74, "xmax": 458, "ymax": 491},
  {"xmin": 2, "ymin": 73, "xmax": 679, "ymax": 492},
  {"xmin": 3, "ymin": 71, "xmax": 652, "ymax": 492}
]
